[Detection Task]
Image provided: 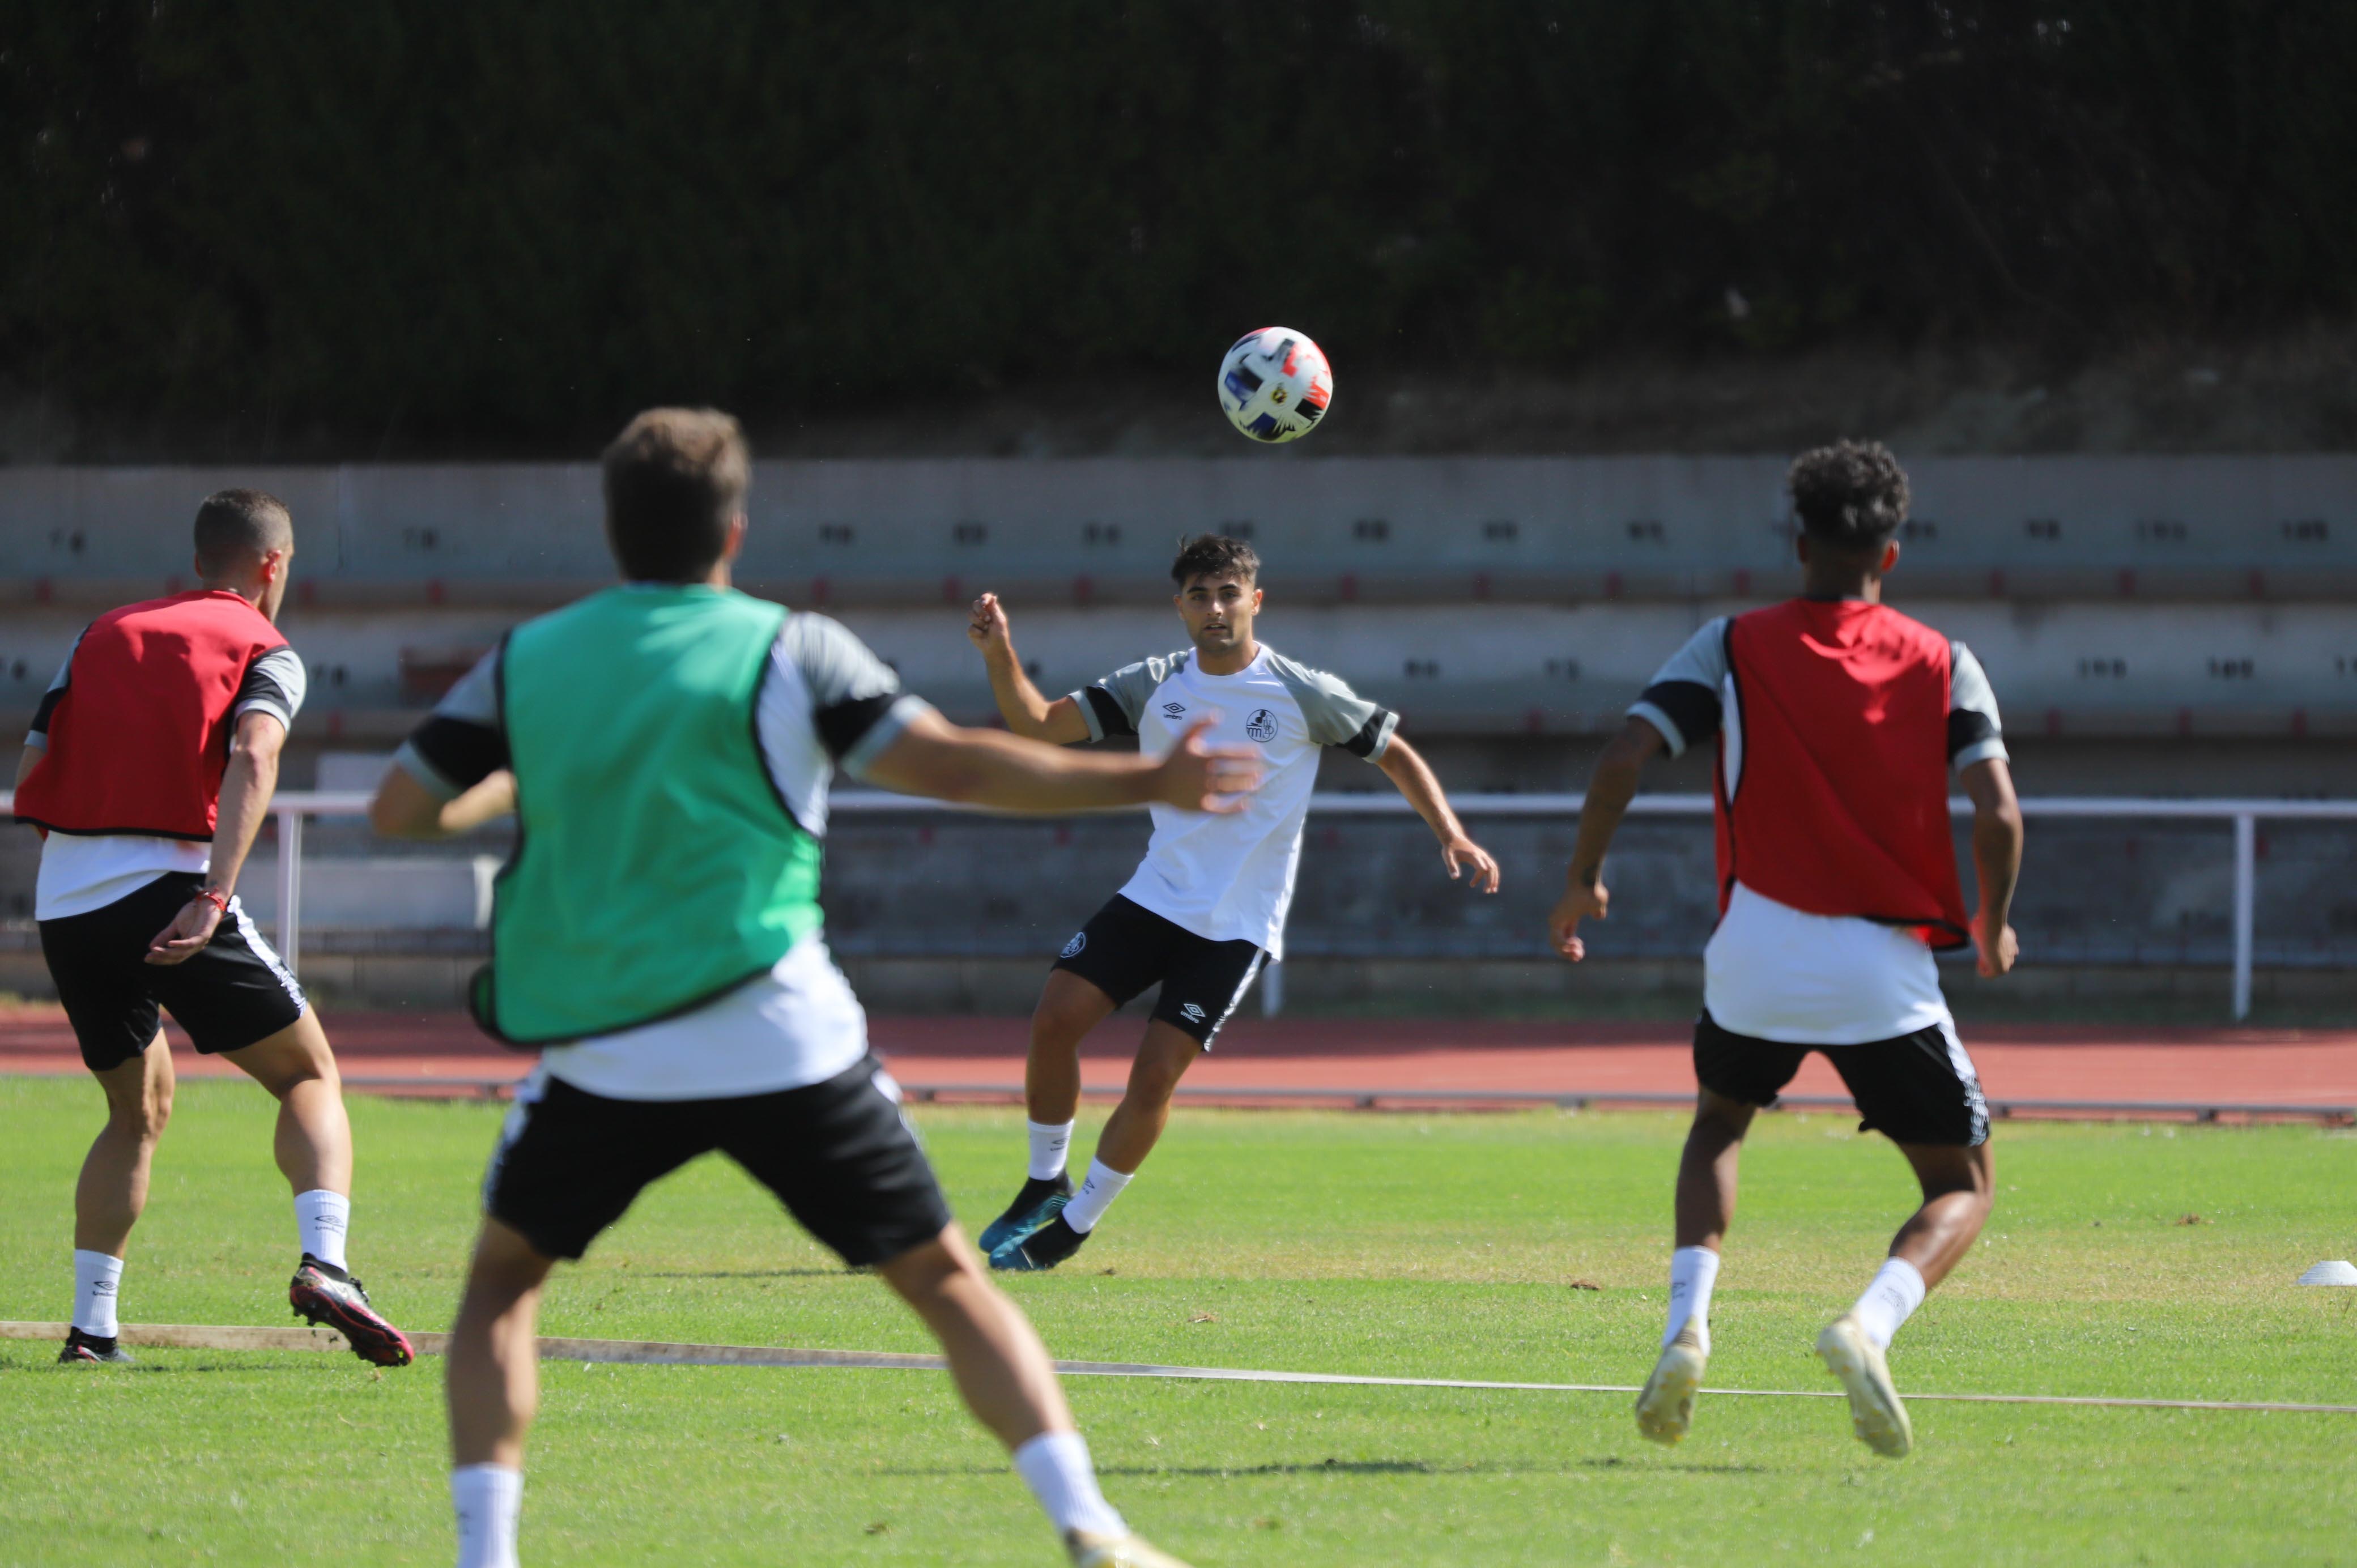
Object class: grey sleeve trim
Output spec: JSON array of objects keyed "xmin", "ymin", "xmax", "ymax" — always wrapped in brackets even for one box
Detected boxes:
[
  {"xmin": 1071, "ymin": 685, "xmax": 1124, "ymax": 742},
  {"xmin": 392, "ymin": 739, "xmax": 463, "ymax": 802},
  {"xmin": 840, "ymin": 694, "xmax": 935, "ymax": 779},
  {"xmin": 1267, "ymin": 649, "xmax": 1389, "ymax": 751},
  {"xmin": 432, "ymin": 648, "xmax": 505, "ymax": 726},
  {"xmin": 1948, "ymin": 641, "xmax": 2006, "ymax": 773},
  {"xmin": 784, "ymin": 613, "xmax": 903, "ymax": 708},
  {"xmin": 1074, "ymin": 654, "xmax": 1176, "ymax": 742},
  {"xmin": 1648, "ymin": 616, "xmax": 1733, "ymax": 690},
  {"xmin": 1952, "ymin": 737, "xmax": 2010, "ymax": 771},
  {"xmin": 232, "ymin": 645, "xmax": 309, "ymax": 730},
  {"xmin": 1627, "ymin": 700, "xmax": 1687, "ymax": 756},
  {"xmin": 1628, "ymin": 678, "xmax": 1722, "ymax": 757},
  {"xmin": 27, "ymin": 631, "xmax": 83, "ymax": 742}
]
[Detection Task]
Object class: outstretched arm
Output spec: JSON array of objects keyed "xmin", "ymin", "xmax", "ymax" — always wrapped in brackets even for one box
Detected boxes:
[
  {"xmin": 1375, "ymin": 734, "xmax": 1499, "ymax": 892},
  {"xmin": 372, "ymin": 765, "xmax": 517, "ymax": 841},
  {"xmin": 862, "ymin": 708, "xmax": 1258, "ymax": 815},
  {"xmin": 1550, "ymin": 718, "xmax": 1666, "ymax": 962},
  {"xmin": 1959, "ymin": 756, "xmax": 2023, "ymax": 978},
  {"xmin": 967, "ymin": 593, "xmax": 1090, "ymax": 744},
  {"xmin": 147, "ymin": 711, "xmax": 284, "ymax": 964}
]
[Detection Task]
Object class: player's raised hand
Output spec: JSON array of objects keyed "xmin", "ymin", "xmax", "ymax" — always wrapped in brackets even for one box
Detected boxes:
[
  {"xmin": 1153, "ymin": 718, "xmax": 1262, "ymax": 813},
  {"xmin": 967, "ymin": 591, "xmax": 1012, "ymax": 654},
  {"xmin": 1548, "ymin": 875, "xmax": 1607, "ymax": 962},
  {"xmin": 1441, "ymin": 833, "xmax": 1501, "ymax": 893}
]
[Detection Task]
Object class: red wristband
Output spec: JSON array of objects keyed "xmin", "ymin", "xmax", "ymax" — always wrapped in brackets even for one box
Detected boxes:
[{"xmin": 193, "ymin": 888, "xmax": 230, "ymax": 916}]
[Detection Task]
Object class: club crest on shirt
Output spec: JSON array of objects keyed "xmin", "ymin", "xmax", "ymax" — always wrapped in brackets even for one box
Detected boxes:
[
  {"xmin": 1060, "ymin": 931, "xmax": 1086, "ymax": 960},
  {"xmin": 1245, "ymin": 708, "xmax": 1278, "ymax": 742}
]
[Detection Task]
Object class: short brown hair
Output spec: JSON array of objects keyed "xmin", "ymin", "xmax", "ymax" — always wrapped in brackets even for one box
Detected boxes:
[
  {"xmin": 601, "ymin": 408, "xmax": 751, "ymax": 582},
  {"xmin": 1788, "ymin": 440, "xmax": 1910, "ymax": 552},
  {"xmin": 193, "ymin": 488, "xmax": 293, "ymax": 577},
  {"xmin": 1170, "ymin": 533, "xmax": 1259, "ymax": 587}
]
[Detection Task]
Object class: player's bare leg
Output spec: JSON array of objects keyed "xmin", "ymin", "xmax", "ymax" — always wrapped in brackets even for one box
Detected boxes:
[
  {"xmin": 994, "ymin": 1022, "xmax": 1199, "ymax": 1272},
  {"xmin": 227, "ymin": 1011, "xmax": 412, "ymax": 1365},
  {"xmin": 1637, "ymin": 1089, "xmax": 1754, "ymax": 1443},
  {"xmin": 1818, "ymin": 1141, "xmax": 1994, "ymax": 1459},
  {"xmin": 446, "ymin": 1218, "xmax": 555, "ymax": 1567},
  {"xmin": 61, "ymin": 1038, "xmax": 174, "ymax": 1363},
  {"xmin": 224, "ymin": 1010, "xmax": 351, "ymax": 1196},
  {"xmin": 1094, "ymin": 1021, "xmax": 1201, "ymax": 1175},
  {"xmin": 882, "ymin": 1226, "xmax": 1190, "ymax": 1567},
  {"xmin": 74, "ymin": 1036, "xmax": 175, "ymax": 1258},
  {"xmin": 1024, "ymin": 970, "xmax": 1120, "ymax": 1127},
  {"xmin": 981, "ymin": 973, "xmax": 1121, "ymax": 1256}
]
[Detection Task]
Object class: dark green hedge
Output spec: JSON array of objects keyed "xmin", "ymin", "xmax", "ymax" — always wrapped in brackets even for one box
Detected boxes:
[{"xmin": 8, "ymin": 2, "xmax": 2354, "ymax": 445}]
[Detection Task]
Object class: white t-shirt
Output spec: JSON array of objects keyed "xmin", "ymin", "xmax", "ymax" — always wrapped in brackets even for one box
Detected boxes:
[
  {"xmin": 1069, "ymin": 644, "xmax": 1396, "ymax": 958},
  {"xmin": 1631, "ymin": 610, "xmax": 2008, "ymax": 1043},
  {"xmin": 395, "ymin": 600, "xmax": 928, "ymax": 1100},
  {"xmin": 28, "ymin": 640, "xmax": 308, "ymax": 921}
]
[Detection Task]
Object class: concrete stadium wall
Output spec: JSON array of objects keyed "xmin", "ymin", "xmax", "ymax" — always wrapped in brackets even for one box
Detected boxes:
[{"xmin": 7, "ymin": 455, "xmax": 2356, "ymax": 605}]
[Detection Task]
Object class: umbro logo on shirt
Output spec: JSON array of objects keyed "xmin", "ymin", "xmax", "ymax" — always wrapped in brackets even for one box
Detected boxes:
[{"xmin": 1162, "ymin": 702, "xmax": 1187, "ymax": 718}]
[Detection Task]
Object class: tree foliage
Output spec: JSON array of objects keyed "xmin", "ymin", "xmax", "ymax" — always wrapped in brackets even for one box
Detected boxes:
[{"xmin": 7, "ymin": 1, "xmax": 2352, "ymax": 445}]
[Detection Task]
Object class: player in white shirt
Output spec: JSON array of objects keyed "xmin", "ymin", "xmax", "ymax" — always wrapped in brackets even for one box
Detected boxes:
[{"xmin": 967, "ymin": 534, "xmax": 1500, "ymax": 1271}]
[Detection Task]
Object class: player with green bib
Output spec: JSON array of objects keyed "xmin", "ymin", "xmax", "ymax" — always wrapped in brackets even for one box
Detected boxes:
[{"xmin": 374, "ymin": 409, "xmax": 1248, "ymax": 1568}]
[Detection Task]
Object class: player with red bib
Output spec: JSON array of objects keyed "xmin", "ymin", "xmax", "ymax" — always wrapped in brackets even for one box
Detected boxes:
[
  {"xmin": 13, "ymin": 489, "xmax": 412, "ymax": 1368},
  {"xmin": 1549, "ymin": 442, "xmax": 2024, "ymax": 1459}
]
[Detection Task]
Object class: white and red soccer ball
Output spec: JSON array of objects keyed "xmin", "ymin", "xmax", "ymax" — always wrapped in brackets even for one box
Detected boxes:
[{"xmin": 1216, "ymin": 327, "xmax": 1333, "ymax": 444}]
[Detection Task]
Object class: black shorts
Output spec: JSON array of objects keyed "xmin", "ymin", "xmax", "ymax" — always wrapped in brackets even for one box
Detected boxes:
[
  {"xmin": 482, "ymin": 1054, "xmax": 954, "ymax": 1265},
  {"xmin": 1051, "ymin": 894, "xmax": 1266, "ymax": 1047},
  {"xmin": 1694, "ymin": 1010, "xmax": 1990, "ymax": 1148},
  {"xmin": 39, "ymin": 871, "xmax": 309, "ymax": 1073}
]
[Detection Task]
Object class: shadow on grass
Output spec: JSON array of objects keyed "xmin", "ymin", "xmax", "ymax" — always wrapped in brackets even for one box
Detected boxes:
[{"xmin": 620, "ymin": 1268, "xmax": 859, "ymax": 1280}]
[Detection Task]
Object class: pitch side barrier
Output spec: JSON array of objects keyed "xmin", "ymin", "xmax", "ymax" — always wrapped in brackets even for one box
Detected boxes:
[{"xmin": 10, "ymin": 789, "xmax": 2345, "ymax": 1025}]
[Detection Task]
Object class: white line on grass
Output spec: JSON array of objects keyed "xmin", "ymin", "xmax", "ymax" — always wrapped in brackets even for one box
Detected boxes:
[{"xmin": 6, "ymin": 1321, "xmax": 2351, "ymax": 1416}]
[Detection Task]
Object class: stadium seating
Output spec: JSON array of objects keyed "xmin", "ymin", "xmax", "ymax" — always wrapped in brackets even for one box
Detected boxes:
[{"xmin": 3, "ymin": 457, "xmax": 2353, "ymax": 741}]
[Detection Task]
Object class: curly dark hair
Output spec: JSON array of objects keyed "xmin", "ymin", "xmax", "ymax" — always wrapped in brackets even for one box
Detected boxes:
[
  {"xmin": 1170, "ymin": 532, "xmax": 1260, "ymax": 586},
  {"xmin": 1788, "ymin": 440, "xmax": 1910, "ymax": 552}
]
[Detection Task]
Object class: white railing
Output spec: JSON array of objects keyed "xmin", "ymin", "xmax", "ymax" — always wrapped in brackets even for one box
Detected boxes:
[{"xmin": 10, "ymin": 790, "xmax": 2354, "ymax": 1021}]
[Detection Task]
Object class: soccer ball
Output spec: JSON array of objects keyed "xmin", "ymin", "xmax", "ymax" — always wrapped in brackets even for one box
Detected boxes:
[{"xmin": 1216, "ymin": 327, "xmax": 1333, "ymax": 444}]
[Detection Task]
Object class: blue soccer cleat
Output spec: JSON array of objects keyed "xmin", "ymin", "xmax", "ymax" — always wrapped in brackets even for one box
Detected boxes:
[
  {"xmin": 989, "ymin": 1213, "xmax": 1090, "ymax": 1273},
  {"xmin": 977, "ymin": 1173, "xmax": 1074, "ymax": 1256}
]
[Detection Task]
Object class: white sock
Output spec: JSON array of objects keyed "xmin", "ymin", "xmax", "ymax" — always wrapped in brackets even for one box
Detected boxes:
[
  {"xmin": 73, "ymin": 1250, "xmax": 124, "ymax": 1339},
  {"xmin": 450, "ymin": 1464, "xmax": 522, "ymax": 1568},
  {"xmin": 1060, "ymin": 1160, "xmax": 1132, "ymax": 1235},
  {"xmin": 1027, "ymin": 1120, "xmax": 1077, "ymax": 1183},
  {"xmin": 1012, "ymin": 1430, "xmax": 1126, "ymax": 1539},
  {"xmin": 295, "ymin": 1189, "xmax": 351, "ymax": 1270},
  {"xmin": 1663, "ymin": 1246, "xmax": 1720, "ymax": 1350},
  {"xmin": 1849, "ymin": 1257, "xmax": 1928, "ymax": 1350}
]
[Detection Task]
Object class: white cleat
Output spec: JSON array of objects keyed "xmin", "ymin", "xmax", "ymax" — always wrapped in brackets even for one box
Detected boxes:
[
  {"xmin": 1816, "ymin": 1313, "xmax": 1913, "ymax": 1459},
  {"xmin": 1066, "ymin": 1529, "xmax": 1197, "ymax": 1568},
  {"xmin": 1634, "ymin": 1322, "xmax": 1709, "ymax": 1445}
]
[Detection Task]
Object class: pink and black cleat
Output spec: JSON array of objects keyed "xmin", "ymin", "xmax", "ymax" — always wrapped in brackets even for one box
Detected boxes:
[
  {"xmin": 290, "ymin": 1256, "xmax": 414, "ymax": 1367},
  {"xmin": 58, "ymin": 1326, "xmax": 134, "ymax": 1365}
]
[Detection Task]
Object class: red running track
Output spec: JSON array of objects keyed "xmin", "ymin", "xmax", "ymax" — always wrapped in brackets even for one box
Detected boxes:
[{"xmin": 4, "ymin": 1008, "xmax": 2355, "ymax": 1113}]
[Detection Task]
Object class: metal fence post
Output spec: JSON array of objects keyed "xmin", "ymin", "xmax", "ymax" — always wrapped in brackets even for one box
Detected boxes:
[
  {"xmin": 2232, "ymin": 812, "xmax": 2255, "ymax": 1022},
  {"xmin": 276, "ymin": 806, "xmax": 304, "ymax": 978},
  {"xmin": 1260, "ymin": 958, "xmax": 1284, "ymax": 1019}
]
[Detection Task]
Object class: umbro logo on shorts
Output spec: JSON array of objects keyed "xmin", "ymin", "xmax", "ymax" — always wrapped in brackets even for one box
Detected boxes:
[
  {"xmin": 1061, "ymin": 931, "xmax": 1087, "ymax": 959},
  {"xmin": 1178, "ymin": 1002, "xmax": 1207, "ymax": 1023},
  {"xmin": 1245, "ymin": 708, "xmax": 1278, "ymax": 742}
]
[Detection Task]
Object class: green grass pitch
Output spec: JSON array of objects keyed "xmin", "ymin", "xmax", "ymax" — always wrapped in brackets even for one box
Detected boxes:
[{"xmin": 2, "ymin": 1074, "xmax": 2352, "ymax": 1565}]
